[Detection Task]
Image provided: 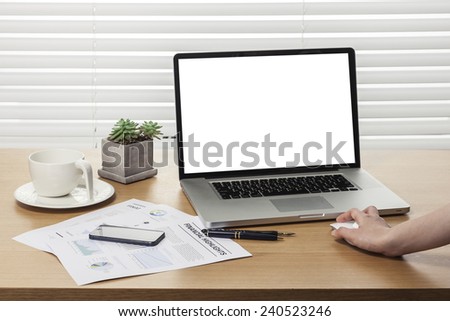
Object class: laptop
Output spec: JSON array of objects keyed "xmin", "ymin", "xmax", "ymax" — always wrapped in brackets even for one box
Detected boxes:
[{"xmin": 173, "ymin": 47, "xmax": 410, "ymax": 228}]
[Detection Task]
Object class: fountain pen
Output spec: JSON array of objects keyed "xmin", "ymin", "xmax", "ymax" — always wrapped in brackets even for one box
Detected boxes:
[{"xmin": 201, "ymin": 228, "xmax": 295, "ymax": 241}]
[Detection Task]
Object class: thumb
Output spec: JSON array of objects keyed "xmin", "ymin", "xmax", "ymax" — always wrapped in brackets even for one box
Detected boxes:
[{"xmin": 332, "ymin": 227, "xmax": 356, "ymax": 245}]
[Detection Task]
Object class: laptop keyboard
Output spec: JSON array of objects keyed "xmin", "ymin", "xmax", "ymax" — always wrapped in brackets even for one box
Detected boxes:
[{"xmin": 212, "ymin": 174, "xmax": 358, "ymax": 199}]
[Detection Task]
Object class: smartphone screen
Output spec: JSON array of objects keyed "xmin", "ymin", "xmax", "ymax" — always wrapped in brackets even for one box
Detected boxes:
[{"xmin": 89, "ymin": 224, "xmax": 165, "ymax": 246}]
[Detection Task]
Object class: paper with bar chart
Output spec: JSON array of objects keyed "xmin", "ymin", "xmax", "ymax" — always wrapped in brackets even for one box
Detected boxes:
[{"xmin": 14, "ymin": 199, "xmax": 251, "ymax": 285}]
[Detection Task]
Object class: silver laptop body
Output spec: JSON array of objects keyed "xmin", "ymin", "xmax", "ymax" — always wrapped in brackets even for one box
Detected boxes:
[{"xmin": 173, "ymin": 48, "xmax": 410, "ymax": 228}]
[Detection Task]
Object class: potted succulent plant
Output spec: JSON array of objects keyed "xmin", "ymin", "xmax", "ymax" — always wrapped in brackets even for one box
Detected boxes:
[{"xmin": 98, "ymin": 118, "xmax": 162, "ymax": 184}]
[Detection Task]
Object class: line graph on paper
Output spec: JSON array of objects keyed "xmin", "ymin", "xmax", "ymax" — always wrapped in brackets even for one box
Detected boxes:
[{"xmin": 131, "ymin": 249, "xmax": 173, "ymax": 269}]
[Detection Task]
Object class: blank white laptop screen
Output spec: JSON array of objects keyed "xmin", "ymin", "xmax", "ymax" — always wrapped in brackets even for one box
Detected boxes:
[{"xmin": 177, "ymin": 52, "xmax": 356, "ymax": 175}]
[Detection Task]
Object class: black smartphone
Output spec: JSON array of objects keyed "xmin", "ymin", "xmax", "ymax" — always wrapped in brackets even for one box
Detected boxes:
[{"xmin": 89, "ymin": 224, "xmax": 165, "ymax": 246}]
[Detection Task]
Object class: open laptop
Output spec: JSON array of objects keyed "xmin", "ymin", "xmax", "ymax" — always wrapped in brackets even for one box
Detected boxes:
[{"xmin": 173, "ymin": 47, "xmax": 409, "ymax": 228}]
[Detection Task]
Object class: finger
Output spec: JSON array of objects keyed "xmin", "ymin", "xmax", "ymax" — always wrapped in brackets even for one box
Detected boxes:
[
  {"xmin": 336, "ymin": 208, "xmax": 360, "ymax": 222},
  {"xmin": 331, "ymin": 227, "xmax": 356, "ymax": 245},
  {"xmin": 363, "ymin": 205, "xmax": 379, "ymax": 216}
]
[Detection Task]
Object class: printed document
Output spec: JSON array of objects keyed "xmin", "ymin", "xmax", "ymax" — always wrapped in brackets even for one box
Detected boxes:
[{"xmin": 14, "ymin": 199, "xmax": 251, "ymax": 285}]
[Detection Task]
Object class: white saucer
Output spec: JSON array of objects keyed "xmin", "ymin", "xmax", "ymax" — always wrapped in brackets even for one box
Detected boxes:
[{"xmin": 14, "ymin": 179, "xmax": 115, "ymax": 209}]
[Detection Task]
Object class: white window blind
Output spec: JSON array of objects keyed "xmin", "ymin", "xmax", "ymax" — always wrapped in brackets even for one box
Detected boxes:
[{"xmin": 1, "ymin": 0, "xmax": 449, "ymax": 149}]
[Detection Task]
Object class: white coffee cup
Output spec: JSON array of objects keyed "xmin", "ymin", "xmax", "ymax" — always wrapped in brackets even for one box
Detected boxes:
[{"xmin": 28, "ymin": 149, "xmax": 94, "ymax": 200}]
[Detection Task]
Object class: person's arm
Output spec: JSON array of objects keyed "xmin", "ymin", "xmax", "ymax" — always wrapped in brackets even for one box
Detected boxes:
[{"xmin": 331, "ymin": 204, "xmax": 450, "ymax": 257}]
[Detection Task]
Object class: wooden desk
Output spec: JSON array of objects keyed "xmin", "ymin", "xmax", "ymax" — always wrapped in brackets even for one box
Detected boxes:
[{"xmin": 1, "ymin": 149, "xmax": 449, "ymax": 300}]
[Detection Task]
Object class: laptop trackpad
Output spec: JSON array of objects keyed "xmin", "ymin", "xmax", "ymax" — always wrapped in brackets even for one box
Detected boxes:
[{"xmin": 270, "ymin": 196, "xmax": 333, "ymax": 212}]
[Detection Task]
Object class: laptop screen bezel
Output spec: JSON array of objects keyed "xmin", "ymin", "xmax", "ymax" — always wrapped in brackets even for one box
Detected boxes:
[{"xmin": 173, "ymin": 47, "xmax": 361, "ymax": 180}]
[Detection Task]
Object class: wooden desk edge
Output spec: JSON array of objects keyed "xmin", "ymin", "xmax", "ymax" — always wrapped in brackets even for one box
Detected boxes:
[{"xmin": 2, "ymin": 288, "xmax": 450, "ymax": 301}]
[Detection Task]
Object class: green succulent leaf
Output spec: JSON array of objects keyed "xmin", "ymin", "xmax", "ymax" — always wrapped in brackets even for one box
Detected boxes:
[
  {"xmin": 139, "ymin": 121, "xmax": 163, "ymax": 140},
  {"xmin": 108, "ymin": 118, "xmax": 140, "ymax": 144},
  {"xmin": 107, "ymin": 119, "xmax": 163, "ymax": 144}
]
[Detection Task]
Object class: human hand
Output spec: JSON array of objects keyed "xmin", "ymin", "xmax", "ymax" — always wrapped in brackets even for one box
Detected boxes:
[{"xmin": 331, "ymin": 206, "xmax": 394, "ymax": 255}]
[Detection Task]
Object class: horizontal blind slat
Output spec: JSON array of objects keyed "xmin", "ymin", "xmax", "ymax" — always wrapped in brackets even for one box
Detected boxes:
[
  {"xmin": 2, "ymin": 14, "xmax": 450, "ymax": 33},
  {"xmin": 359, "ymin": 101, "xmax": 450, "ymax": 118},
  {"xmin": 357, "ymin": 49, "xmax": 450, "ymax": 67},
  {"xmin": 358, "ymin": 84, "xmax": 450, "ymax": 100},
  {"xmin": 0, "ymin": 103, "xmax": 175, "ymax": 120},
  {"xmin": 361, "ymin": 135, "xmax": 450, "ymax": 149},
  {"xmin": 360, "ymin": 117, "xmax": 450, "ymax": 135},
  {"xmin": 0, "ymin": 119, "xmax": 177, "ymax": 137},
  {"xmin": 2, "ymin": 36, "xmax": 449, "ymax": 51},
  {"xmin": 6, "ymin": 67, "xmax": 447, "ymax": 86},
  {"xmin": 0, "ymin": 88, "xmax": 175, "ymax": 102},
  {"xmin": 358, "ymin": 67, "xmax": 450, "ymax": 83},
  {"xmin": 2, "ymin": 50, "xmax": 450, "ymax": 68},
  {"xmin": 4, "ymin": 86, "xmax": 450, "ymax": 102},
  {"xmin": 0, "ymin": 70, "xmax": 173, "ymax": 86}
]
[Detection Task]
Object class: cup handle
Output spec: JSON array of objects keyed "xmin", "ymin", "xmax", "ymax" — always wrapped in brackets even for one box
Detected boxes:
[{"xmin": 75, "ymin": 159, "xmax": 94, "ymax": 201}]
